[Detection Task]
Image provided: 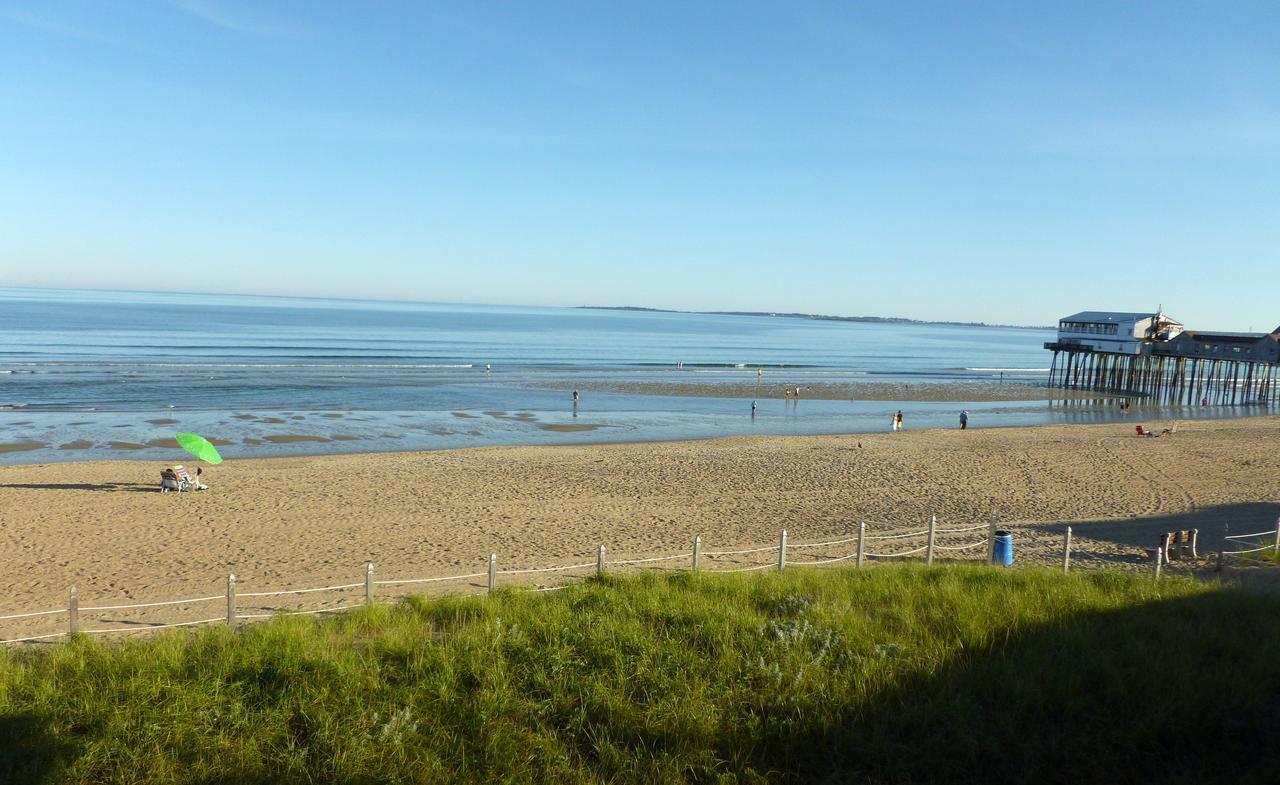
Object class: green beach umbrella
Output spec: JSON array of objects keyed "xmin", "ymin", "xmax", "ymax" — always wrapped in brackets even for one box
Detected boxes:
[{"xmin": 175, "ymin": 433, "xmax": 223, "ymax": 465}]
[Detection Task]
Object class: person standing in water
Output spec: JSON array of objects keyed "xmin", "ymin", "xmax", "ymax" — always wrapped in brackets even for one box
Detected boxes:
[
  {"xmin": 751, "ymin": 400, "xmax": 757, "ymax": 418},
  {"xmin": 959, "ymin": 410, "xmax": 968, "ymax": 430},
  {"xmin": 572, "ymin": 389, "xmax": 580, "ymax": 408},
  {"xmin": 895, "ymin": 410, "xmax": 904, "ymax": 431}
]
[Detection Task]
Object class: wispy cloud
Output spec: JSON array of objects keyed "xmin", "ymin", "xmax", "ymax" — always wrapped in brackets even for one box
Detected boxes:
[
  {"xmin": 0, "ymin": 6, "xmax": 125, "ymax": 46},
  {"xmin": 170, "ymin": 0, "xmax": 307, "ymax": 39}
]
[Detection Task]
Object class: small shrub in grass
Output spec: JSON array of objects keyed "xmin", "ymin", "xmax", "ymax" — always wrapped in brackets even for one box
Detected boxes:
[{"xmin": 2, "ymin": 565, "xmax": 1279, "ymax": 784}]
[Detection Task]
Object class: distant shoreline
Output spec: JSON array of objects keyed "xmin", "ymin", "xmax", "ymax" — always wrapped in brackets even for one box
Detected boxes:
[{"xmin": 577, "ymin": 305, "xmax": 1053, "ymax": 331}]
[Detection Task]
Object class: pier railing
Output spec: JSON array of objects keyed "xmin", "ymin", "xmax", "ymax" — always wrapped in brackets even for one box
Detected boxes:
[{"xmin": 2, "ymin": 514, "xmax": 999, "ymax": 645}]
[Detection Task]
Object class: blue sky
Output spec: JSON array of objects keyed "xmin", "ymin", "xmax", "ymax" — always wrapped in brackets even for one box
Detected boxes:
[{"xmin": 0, "ymin": 1, "xmax": 1276, "ymax": 328}]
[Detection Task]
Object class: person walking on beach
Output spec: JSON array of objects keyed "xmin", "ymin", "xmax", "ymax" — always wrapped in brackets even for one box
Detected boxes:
[
  {"xmin": 895, "ymin": 410, "xmax": 904, "ymax": 431},
  {"xmin": 891, "ymin": 411, "xmax": 899, "ymax": 431},
  {"xmin": 959, "ymin": 410, "xmax": 968, "ymax": 430}
]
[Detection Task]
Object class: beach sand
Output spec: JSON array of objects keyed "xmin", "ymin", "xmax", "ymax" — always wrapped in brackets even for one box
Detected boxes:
[{"xmin": 3, "ymin": 416, "xmax": 1279, "ymax": 636}]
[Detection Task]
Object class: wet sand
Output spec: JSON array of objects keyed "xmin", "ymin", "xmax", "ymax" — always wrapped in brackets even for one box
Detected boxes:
[
  {"xmin": 541, "ymin": 380, "xmax": 1106, "ymax": 402},
  {"xmin": 2, "ymin": 415, "xmax": 1279, "ymax": 637}
]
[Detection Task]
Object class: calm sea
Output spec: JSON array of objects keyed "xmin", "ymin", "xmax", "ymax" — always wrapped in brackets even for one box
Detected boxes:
[{"xmin": 0, "ymin": 287, "xmax": 1211, "ymax": 464}]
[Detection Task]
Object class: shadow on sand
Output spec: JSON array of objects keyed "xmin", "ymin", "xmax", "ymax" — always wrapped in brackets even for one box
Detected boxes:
[
  {"xmin": 1027, "ymin": 501, "xmax": 1280, "ymax": 553},
  {"xmin": 0, "ymin": 482, "xmax": 156, "ymax": 493}
]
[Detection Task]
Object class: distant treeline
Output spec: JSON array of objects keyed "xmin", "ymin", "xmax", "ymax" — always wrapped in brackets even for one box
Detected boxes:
[{"xmin": 578, "ymin": 305, "xmax": 1051, "ymax": 331}]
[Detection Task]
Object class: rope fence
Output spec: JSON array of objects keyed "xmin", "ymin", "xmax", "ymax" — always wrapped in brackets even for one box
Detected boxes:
[
  {"xmin": 6, "ymin": 511, "xmax": 1275, "ymax": 645},
  {"xmin": 1218, "ymin": 519, "xmax": 1280, "ymax": 569}
]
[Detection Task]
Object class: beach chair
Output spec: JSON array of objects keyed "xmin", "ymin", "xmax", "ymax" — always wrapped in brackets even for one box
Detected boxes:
[
  {"xmin": 160, "ymin": 465, "xmax": 206, "ymax": 492},
  {"xmin": 160, "ymin": 465, "xmax": 192, "ymax": 492},
  {"xmin": 1135, "ymin": 425, "xmax": 1158, "ymax": 438}
]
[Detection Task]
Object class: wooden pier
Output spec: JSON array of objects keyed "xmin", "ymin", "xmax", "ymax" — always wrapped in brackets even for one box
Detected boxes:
[{"xmin": 1045, "ymin": 312, "xmax": 1280, "ymax": 405}]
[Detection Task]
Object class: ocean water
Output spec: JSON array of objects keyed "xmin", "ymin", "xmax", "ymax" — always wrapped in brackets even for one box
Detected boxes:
[{"xmin": 0, "ymin": 287, "xmax": 1235, "ymax": 464}]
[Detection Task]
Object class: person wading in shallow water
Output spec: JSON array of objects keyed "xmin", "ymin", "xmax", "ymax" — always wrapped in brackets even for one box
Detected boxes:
[{"xmin": 959, "ymin": 410, "xmax": 969, "ymax": 430}]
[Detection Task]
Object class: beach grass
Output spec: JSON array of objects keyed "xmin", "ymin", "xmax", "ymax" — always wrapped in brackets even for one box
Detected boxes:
[{"xmin": 2, "ymin": 565, "xmax": 1278, "ymax": 784}]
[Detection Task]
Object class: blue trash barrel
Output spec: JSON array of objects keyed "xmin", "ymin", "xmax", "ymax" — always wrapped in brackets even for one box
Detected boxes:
[{"xmin": 992, "ymin": 530, "xmax": 1014, "ymax": 566}]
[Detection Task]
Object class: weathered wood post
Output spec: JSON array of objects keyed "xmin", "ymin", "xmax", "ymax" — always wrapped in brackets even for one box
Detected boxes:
[
  {"xmin": 692, "ymin": 536, "xmax": 701, "ymax": 571},
  {"xmin": 926, "ymin": 514, "xmax": 938, "ymax": 566},
  {"xmin": 1217, "ymin": 524, "xmax": 1228, "ymax": 572},
  {"xmin": 365, "ymin": 561, "xmax": 374, "ymax": 604},
  {"xmin": 777, "ymin": 529, "xmax": 787, "ymax": 572},
  {"xmin": 987, "ymin": 511, "xmax": 998, "ymax": 565},
  {"xmin": 1062, "ymin": 526, "xmax": 1072, "ymax": 573},
  {"xmin": 597, "ymin": 544, "xmax": 606, "ymax": 577},
  {"xmin": 68, "ymin": 586, "xmax": 79, "ymax": 635},
  {"xmin": 1274, "ymin": 517, "xmax": 1280, "ymax": 555},
  {"xmin": 856, "ymin": 521, "xmax": 866, "ymax": 568},
  {"xmin": 225, "ymin": 574, "xmax": 236, "ymax": 629},
  {"xmin": 1155, "ymin": 536, "xmax": 1165, "ymax": 580},
  {"xmin": 487, "ymin": 554, "xmax": 497, "ymax": 594}
]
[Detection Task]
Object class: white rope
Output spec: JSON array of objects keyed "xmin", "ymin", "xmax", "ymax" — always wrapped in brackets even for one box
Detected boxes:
[
  {"xmin": 374, "ymin": 572, "xmax": 487, "ymax": 586},
  {"xmin": 933, "ymin": 540, "xmax": 988, "ymax": 551},
  {"xmin": 1224, "ymin": 530, "xmax": 1277, "ymax": 541},
  {"xmin": 0, "ymin": 608, "xmax": 65, "ymax": 621},
  {"xmin": 934, "ymin": 524, "xmax": 987, "ymax": 534},
  {"xmin": 865, "ymin": 544, "xmax": 930, "ymax": 558},
  {"xmin": 703, "ymin": 545, "xmax": 777, "ymax": 557},
  {"xmin": 234, "ymin": 613, "xmax": 275, "ymax": 620},
  {"xmin": 1230, "ymin": 555, "xmax": 1275, "ymax": 566},
  {"xmin": 0, "ymin": 631, "xmax": 67, "ymax": 644},
  {"xmin": 864, "ymin": 529, "xmax": 929, "ymax": 542},
  {"xmin": 237, "ymin": 582, "xmax": 364, "ymax": 598},
  {"xmin": 80, "ymin": 595, "xmax": 223, "ymax": 612},
  {"xmin": 717, "ymin": 563, "xmax": 776, "ymax": 573},
  {"xmin": 787, "ymin": 536, "xmax": 858, "ymax": 549},
  {"xmin": 607, "ymin": 553, "xmax": 689, "ymax": 566},
  {"xmin": 787, "ymin": 552, "xmax": 859, "ymax": 566},
  {"xmin": 1224, "ymin": 545, "xmax": 1274, "ymax": 555},
  {"xmin": 530, "ymin": 585, "xmax": 569, "ymax": 592},
  {"xmin": 497, "ymin": 562, "xmax": 595, "ymax": 575},
  {"xmin": 81, "ymin": 617, "xmax": 225, "ymax": 634}
]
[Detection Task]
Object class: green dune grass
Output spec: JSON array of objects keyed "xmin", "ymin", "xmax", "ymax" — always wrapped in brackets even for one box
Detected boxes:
[{"xmin": 3, "ymin": 566, "xmax": 1278, "ymax": 784}]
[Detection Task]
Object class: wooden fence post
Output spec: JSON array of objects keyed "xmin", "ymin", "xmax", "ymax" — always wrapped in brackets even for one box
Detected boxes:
[
  {"xmin": 1218, "ymin": 522, "xmax": 1228, "ymax": 573},
  {"xmin": 597, "ymin": 544, "xmax": 606, "ymax": 577},
  {"xmin": 926, "ymin": 514, "xmax": 937, "ymax": 566},
  {"xmin": 988, "ymin": 511, "xmax": 998, "ymax": 566},
  {"xmin": 777, "ymin": 529, "xmax": 787, "ymax": 571},
  {"xmin": 1062, "ymin": 526, "xmax": 1072, "ymax": 573},
  {"xmin": 1274, "ymin": 517, "xmax": 1280, "ymax": 554},
  {"xmin": 365, "ymin": 561, "xmax": 374, "ymax": 604},
  {"xmin": 68, "ymin": 586, "xmax": 78, "ymax": 635},
  {"xmin": 856, "ymin": 522, "xmax": 866, "ymax": 568},
  {"xmin": 692, "ymin": 536, "xmax": 701, "ymax": 571},
  {"xmin": 225, "ymin": 574, "xmax": 236, "ymax": 629},
  {"xmin": 487, "ymin": 554, "xmax": 497, "ymax": 594},
  {"xmin": 1154, "ymin": 540, "xmax": 1164, "ymax": 580}
]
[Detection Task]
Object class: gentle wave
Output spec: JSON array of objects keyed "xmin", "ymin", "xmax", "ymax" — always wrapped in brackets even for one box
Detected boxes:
[{"xmin": 966, "ymin": 368, "xmax": 1050, "ymax": 372}]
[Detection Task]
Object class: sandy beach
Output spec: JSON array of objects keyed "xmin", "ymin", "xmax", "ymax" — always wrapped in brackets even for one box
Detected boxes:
[{"xmin": 3, "ymin": 415, "xmax": 1279, "ymax": 636}]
